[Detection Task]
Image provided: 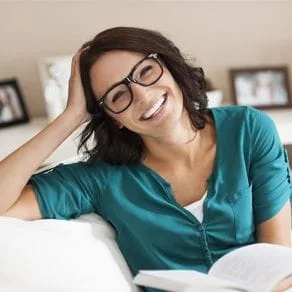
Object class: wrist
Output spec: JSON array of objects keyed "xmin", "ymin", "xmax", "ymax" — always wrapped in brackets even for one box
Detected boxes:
[
  {"xmin": 61, "ymin": 108, "xmax": 88, "ymax": 126},
  {"xmin": 59, "ymin": 109, "xmax": 87, "ymax": 128}
]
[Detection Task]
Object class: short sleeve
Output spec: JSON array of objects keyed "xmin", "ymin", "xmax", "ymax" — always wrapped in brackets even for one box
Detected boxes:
[
  {"xmin": 29, "ymin": 162, "xmax": 105, "ymax": 220},
  {"xmin": 249, "ymin": 108, "xmax": 292, "ymax": 225}
]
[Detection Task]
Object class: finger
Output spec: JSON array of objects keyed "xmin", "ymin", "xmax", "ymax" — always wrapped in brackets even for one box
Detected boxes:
[
  {"xmin": 70, "ymin": 53, "xmax": 81, "ymax": 76},
  {"xmin": 70, "ymin": 45, "xmax": 90, "ymax": 78},
  {"xmin": 72, "ymin": 46, "xmax": 89, "ymax": 70},
  {"xmin": 70, "ymin": 57, "xmax": 77, "ymax": 78},
  {"xmin": 74, "ymin": 46, "xmax": 90, "ymax": 61}
]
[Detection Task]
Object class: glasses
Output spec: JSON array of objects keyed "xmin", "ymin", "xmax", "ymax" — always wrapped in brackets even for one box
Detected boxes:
[{"xmin": 97, "ymin": 53, "xmax": 164, "ymax": 114}]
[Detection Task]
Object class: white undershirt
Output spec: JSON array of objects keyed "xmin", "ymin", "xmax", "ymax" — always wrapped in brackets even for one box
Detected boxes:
[{"xmin": 184, "ymin": 191, "xmax": 207, "ymax": 223}]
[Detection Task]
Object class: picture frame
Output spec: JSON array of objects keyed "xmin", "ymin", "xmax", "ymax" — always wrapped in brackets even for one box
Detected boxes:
[
  {"xmin": 230, "ymin": 66, "xmax": 292, "ymax": 109},
  {"xmin": 0, "ymin": 78, "xmax": 30, "ymax": 128}
]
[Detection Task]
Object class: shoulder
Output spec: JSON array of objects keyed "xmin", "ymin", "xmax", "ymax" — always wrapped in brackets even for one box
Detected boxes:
[
  {"xmin": 210, "ymin": 105, "xmax": 261, "ymax": 119},
  {"xmin": 210, "ymin": 105, "xmax": 274, "ymax": 133}
]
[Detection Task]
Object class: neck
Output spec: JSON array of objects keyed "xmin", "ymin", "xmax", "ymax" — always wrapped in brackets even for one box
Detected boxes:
[{"xmin": 142, "ymin": 114, "xmax": 210, "ymax": 169}]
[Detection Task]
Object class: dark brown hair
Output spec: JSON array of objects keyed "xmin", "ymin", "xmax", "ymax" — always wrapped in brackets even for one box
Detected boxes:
[{"xmin": 78, "ymin": 26, "xmax": 209, "ymax": 165}]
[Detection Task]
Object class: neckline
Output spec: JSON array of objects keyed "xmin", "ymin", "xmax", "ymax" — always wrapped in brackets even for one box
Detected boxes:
[
  {"xmin": 138, "ymin": 107, "xmax": 220, "ymax": 186},
  {"xmin": 184, "ymin": 190, "xmax": 208, "ymax": 209}
]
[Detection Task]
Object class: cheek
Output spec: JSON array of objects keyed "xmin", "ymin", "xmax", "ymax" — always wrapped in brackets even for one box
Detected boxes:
[
  {"xmin": 107, "ymin": 111, "xmax": 133, "ymax": 128},
  {"xmin": 120, "ymin": 113, "xmax": 137, "ymax": 128},
  {"xmin": 116, "ymin": 111, "xmax": 144, "ymax": 133},
  {"xmin": 160, "ymin": 71, "xmax": 182, "ymax": 95}
]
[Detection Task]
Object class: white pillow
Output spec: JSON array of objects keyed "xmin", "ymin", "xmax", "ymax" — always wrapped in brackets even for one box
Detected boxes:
[{"xmin": 0, "ymin": 213, "xmax": 141, "ymax": 292}]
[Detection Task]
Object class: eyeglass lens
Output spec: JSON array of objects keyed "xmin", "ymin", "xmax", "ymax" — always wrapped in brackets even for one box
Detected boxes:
[{"xmin": 104, "ymin": 57, "xmax": 162, "ymax": 113}]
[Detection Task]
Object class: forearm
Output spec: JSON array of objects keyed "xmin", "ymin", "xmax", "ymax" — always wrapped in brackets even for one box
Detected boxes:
[
  {"xmin": 275, "ymin": 275, "xmax": 292, "ymax": 292},
  {"xmin": 0, "ymin": 110, "xmax": 83, "ymax": 214}
]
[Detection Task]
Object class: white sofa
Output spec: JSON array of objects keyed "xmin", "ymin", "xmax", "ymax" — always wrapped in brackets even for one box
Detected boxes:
[
  {"xmin": 0, "ymin": 157, "xmax": 142, "ymax": 292},
  {"xmin": 0, "ymin": 213, "xmax": 142, "ymax": 292}
]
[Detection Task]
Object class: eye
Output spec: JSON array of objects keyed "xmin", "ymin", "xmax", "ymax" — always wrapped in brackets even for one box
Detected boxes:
[
  {"xmin": 112, "ymin": 90, "xmax": 127, "ymax": 103},
  {"xmin": 139, "ymin": 65, "xmax": 153, "ymax": 79}
]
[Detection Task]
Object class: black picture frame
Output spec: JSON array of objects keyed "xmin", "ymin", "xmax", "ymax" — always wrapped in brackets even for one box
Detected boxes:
[
  {"xmin": 230, "ymin": 66, "xmax": 292, "ymax": 110},
  {"xmin": 0, "ymin": 78, "xmax": 30, "ymax": 128}
]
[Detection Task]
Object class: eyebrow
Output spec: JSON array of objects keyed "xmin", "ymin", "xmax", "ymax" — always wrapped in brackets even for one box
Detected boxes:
[
  {"xmin": 99, "ymin": 55, "xmax": 145, "ymax": 99},
  {"xmin": 102, "ymin": 79, "xmax": 125, "ymax": 97}
]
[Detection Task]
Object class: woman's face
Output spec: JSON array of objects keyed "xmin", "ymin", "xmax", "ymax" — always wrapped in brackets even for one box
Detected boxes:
[{"xmin": 89, "ymin": 50, "xmax": 184, "ymax": 138}]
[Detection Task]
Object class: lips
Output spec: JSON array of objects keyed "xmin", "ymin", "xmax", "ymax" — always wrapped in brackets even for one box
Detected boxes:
[{"xmin": 140, "ymin": 94, "xmax": 167, "ymax": 121}]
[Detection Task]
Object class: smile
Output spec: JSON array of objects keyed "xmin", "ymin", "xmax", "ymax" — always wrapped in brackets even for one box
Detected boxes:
[{"xmin": 140, "ymin": 94, "xmax": 167, "ymax": 121}]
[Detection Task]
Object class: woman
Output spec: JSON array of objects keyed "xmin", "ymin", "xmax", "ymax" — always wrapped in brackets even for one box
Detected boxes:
[{"xmin": 0, "ymin": 27, "xmax": 291, "ymax": 292}]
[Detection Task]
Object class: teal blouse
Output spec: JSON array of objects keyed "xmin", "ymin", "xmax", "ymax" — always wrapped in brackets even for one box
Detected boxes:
[{"xmin": 30, "ymin": 106, "xmax": 292, "ymax": 292}]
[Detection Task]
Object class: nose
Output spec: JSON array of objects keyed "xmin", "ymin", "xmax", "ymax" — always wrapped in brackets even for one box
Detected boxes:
[{"xmin": 130, "ymin": 82, "xmax": 153, "ymax": 105}]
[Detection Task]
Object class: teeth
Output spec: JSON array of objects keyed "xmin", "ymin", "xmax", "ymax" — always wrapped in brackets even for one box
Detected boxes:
[{"xmin": 142, "ymin": 96, "xmax": 165, "ymax": 120}]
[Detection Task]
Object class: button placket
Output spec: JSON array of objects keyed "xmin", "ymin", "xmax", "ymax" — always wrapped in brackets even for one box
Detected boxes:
[{"xmin": 198, "ymin": 224, "xmax": 214, "ymax": 267}]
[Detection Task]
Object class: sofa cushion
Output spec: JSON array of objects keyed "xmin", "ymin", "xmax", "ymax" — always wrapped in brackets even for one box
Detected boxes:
[{"xmin": 0, "ymin": 213, "xmax": 141, "ymax": 292}]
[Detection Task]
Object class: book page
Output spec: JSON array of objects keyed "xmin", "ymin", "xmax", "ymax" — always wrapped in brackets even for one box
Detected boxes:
[
  {"xmin": 134, "ymin": 270, "xmax": 248, "ymax": 292},
  {"xmin": 209, "ymin": 243, "xmax": 292, "ymax": 292}
]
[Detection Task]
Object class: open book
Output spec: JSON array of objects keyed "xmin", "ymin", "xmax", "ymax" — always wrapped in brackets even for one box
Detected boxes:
[{"xmin": 134, "ymin": 243, "xmax": 292, "ymax": 292}]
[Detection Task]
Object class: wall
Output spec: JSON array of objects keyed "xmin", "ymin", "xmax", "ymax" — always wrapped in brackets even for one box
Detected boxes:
[{"xmin": 1, "ymin": 1, "xmax": 292, "ymax": 117}]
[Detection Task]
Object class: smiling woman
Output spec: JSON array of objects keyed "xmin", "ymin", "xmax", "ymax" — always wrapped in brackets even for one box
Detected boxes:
[
  {"xmin": 0, "ymin": 26, "xmax": 291, "ymax": 292},
  {"xmin": 78, "ymin": 27, "xmax": 209, "ymax": 165}
]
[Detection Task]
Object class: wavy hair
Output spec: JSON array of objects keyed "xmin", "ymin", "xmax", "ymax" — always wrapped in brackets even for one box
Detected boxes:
[{"xmin": 78, "ymin": 27, "xmax": 209, "ymax": 165}]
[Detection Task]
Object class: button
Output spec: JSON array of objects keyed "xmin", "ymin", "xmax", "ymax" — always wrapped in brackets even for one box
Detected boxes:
[
  {"xmin": 204, "ymin": 252, "xmax": 213, "ymax": 261},
  {"xmin": 198, "ymin": 225, "xmax": 204, "ymax": 231}
]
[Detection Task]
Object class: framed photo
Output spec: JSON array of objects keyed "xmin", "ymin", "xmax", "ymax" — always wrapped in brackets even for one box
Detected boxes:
[
  {"xmin": 230, "ymin": 66, "xmax": 292, "ymax": 109},
  {"xmin": 0, "ymin": 79, "xmax": 29, "ymax": 128}
]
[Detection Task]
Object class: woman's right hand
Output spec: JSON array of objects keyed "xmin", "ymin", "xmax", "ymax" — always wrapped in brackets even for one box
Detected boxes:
[{"xmin": 65, "ymin": 49, "xmax": 92, "ymax": 125}]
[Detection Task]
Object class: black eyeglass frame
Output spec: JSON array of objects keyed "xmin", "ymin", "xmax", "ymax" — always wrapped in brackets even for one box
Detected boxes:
[{"xmin": 97, "ymin": 53, "xmax": 164, "ymax": 114}]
